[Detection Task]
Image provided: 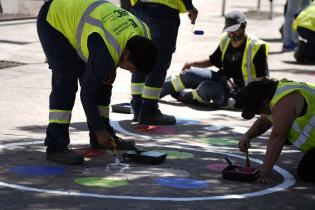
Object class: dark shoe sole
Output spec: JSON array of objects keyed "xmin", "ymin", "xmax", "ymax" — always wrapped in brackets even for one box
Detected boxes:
[{"xmin": 46, "ymin": 154, "xmax": 84, "ymax": 165}]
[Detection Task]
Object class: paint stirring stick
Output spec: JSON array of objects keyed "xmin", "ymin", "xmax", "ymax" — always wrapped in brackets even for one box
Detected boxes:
[
  {"xmin": 245, "ymin": 150, "xmax": 250, "ymax": 167},
  {"xmin": 110, "ymin": 137, "xmax": 119, "ymax": 164}
]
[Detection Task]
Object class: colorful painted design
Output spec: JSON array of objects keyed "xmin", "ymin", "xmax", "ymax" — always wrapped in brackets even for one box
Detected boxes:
[
  {"xmin": 198, "ymin": 137, "xmax": 238, "ymax": 146},
  {"xmin": 176, "ymin": 118, "xmax": 200, "ymax": 125},
  {"xmin": 10, "ymin": 166, "xmax": 65, "ymax": 176},
  {"xmin": 156, "ymin": 150, "xmax": 194, "ymax": 159},
  {"xmin": 154, "ymin": 177, "xmax": 208, "ymax": 189},
  {"xmin": 135, "ymin": 125, "xmax": 176, "ymax": 134},
  {"xmin": 74, "ymin": 177, "xmax": 128, "ymax": 188}
]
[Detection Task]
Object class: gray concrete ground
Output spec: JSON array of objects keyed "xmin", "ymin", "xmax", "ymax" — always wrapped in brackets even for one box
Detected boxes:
[{"xmin": 1, "ymin": 0, "xmax": 315, "ymax": 209}]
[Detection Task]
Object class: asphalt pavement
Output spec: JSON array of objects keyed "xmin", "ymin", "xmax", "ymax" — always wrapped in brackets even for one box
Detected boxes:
[{"xmin": 0, "ymin": 0, "xmax": 315, "ymax": 209}]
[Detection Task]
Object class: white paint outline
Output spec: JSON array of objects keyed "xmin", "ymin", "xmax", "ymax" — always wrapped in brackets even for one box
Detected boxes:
[{"xmin": 0, "ymin": 139, "xmax": 295, "ymax": 201}]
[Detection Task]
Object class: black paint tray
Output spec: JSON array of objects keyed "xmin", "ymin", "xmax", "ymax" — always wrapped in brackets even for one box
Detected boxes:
[
  {"xmin": 111, "ymin": 103, "xmax": 133, "ymax": 114},
  {"xmin": 222, "ymin": 164, "xmax": 260, "ymax": 182},
  {"xmin": 123, "ymin": 150, "xmax": 167, "ymax": 165}
]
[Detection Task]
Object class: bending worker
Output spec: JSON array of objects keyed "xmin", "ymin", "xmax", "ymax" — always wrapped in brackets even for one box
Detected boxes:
[
  {"xmin": 293, "ymin": 1, "xmax": 315, "ymax": 63},
  {"xmin": 130, "ymin": 0, "xmax": 198, "ymax": 125},
  {"xmin": 160, "ymin": 11, "xmax": 269, "ymax": 109},
  {"xmin": 37, "ymin": 0, "xmax": 157, "ymax": 165},
  {"xmin": 239, "ymin": 78, "xmax": 315, "ymax": 184}
]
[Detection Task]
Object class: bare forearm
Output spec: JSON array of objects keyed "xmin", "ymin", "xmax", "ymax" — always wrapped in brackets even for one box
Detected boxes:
[
  {"xmin": 261, "ymin": 135, "xmax": 286, "ymax": 174},
  {"xmin": 245, "ymin": 117, "xmax": 272, "ymax": 139}
]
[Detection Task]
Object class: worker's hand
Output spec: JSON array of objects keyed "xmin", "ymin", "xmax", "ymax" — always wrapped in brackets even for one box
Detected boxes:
[
  {"xmin": 187, "ymin": 7, "xmax": 198, "ymax": 24},
  {"xmin": 181, "ymin": 62, "xmax": 193, "ymax": 72},
  {"xmin": 226, "ymin": 77, "xmax": 239, "ymax": 95},
  {"xmin": 95, "ymin": 129, "xmax": 117, "ymax": 150},
  {"xmin": 102, "ymin": 70, "xmax": 116, "ymax": 85},
  {"xmin": 257, "ymin": 168, "xmax": 274, "ymax": 184},
  {"xmin": 238, "ymin": 134, "xmax": 251, "ymax": 152}
]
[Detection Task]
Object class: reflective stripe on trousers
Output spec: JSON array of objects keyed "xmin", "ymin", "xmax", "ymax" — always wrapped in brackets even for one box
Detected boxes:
[
  {"xmin": 171, "ymin": 74, "xmax": 185, "ymax": 92},
  {"xmin": 131, "ymin": 83, "xmax": 145, "ymax": 95},
  {"xmin": 142, "ymin": 86, "xmax": 162, "ymax": 99},
  {"xmin": 98, "ymin": 105, "xmax": 109, "ymax": 118},
  {"xmin": 49, "ymin": 109, "xmax": 72, "ymax": 124}
]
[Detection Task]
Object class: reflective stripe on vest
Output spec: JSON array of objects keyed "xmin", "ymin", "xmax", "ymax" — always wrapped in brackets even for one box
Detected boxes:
[
  {"xmin": 171, "ymin": 75, "xmax": 185, "ymax": 92},
  {"xmin": 76, "ymin": 1, "xmax": 121, "ymax": 62},
  {"xmin": 98, "ymin": 105, "xmax": 109, "ymax": 118},
  {"xmin": 131, "ymin": 83, "xmax": 145, "ymax": 95},
  {"xmin": 219, "ymin": 34, "xmax": 267, "ymax": 86},
  {"xmin": 273, "ymin": 84, "xmax": 315, "ymax": 98},
  {"xmin": 142, "ymin": 86, "xmax": 162, "ymax": 99},
  {"xmin": 291, "ymin": 116, "xmax": 315, "ymax": 148},
  {"xmin": 49, "ymin": 110, "xmax": 71, "ymax": 124}
]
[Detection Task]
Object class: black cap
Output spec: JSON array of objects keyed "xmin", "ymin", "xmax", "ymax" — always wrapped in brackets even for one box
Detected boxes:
[
  {"xmin": 241, "ymin": 80, "xmax": 268, "ymax": 120},
  {"xmin": 223, "ymin": 11, "xmax": 247, "ymax": 32}
]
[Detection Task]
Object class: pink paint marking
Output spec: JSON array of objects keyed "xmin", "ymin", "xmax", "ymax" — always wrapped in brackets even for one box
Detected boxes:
[
  {"xmin": 135, "ymin": 125, "xmax": 176, "ymax": 134},
  {"xmin": 206, "ymin": 163, "xmax": 228, "ymax": 172}
]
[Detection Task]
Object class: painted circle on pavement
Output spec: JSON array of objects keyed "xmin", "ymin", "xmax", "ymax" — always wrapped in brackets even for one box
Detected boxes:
[
  {"xmin": 156, "ymin": 150, "xmax": 194, "ymax": 159},
  {"xmin": 198, "ymin": 137, "xmax": 238, "ymax": 146},
  {"xmin": 206, "ymin": 163, "xmax": 228, "ymax": 172},
  {"xmin": 74, "ymin": 177, "xmax": 128, "ymax": 188},
  {"xmin": 154, "ymin": 177, "xmax": 209, "ymax": 189},
  {"xmin": 10, "ymin": 166, "xmax": 65, "ymax": 176},
  {"xmin": 176, "ymin": 118, "xmax": 200, "ymax": 125},
  {"xmin": 0, "ymin": 141, "xmax": 296, "ymax": 201},
  {"xmin": 136, "ymin": 125, "xmax": 176, "ymax": 135}
]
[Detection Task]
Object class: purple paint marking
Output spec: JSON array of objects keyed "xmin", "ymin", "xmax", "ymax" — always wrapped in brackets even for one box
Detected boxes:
[{"xmin": 206, "ymin": 163, "xmax": 228, "ymax": 172}]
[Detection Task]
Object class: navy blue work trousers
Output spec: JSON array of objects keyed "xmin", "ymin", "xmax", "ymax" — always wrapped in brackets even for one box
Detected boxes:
[
  {"xmin": 161, "ymin": 68, "xmax": 227, "ymax": 106},
  {"xmin": 130, "ymin": 3, "xmax": 180, "ymax": 113},
  {"xmin": 37, "ymin": 1, "xmax": 112, "ymax": 152}
]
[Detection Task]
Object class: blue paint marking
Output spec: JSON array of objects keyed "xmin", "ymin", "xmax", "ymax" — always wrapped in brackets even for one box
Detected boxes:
[
  {"xmin": 154, "ymin": 177, "xmax": 208, "ymax": 189},
  {"xmin": 176, "ymin": 118, "xmax": 199, "ymax": 125},
  {"xmin": 10, "ymin": 166, "xmax": 65, "ymax": 176}
]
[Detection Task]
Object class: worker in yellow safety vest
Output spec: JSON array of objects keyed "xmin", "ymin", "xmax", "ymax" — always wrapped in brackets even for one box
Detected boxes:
[
  {"xmin": 292, "ymin": 2, "xmax": 315, "ymax": 63},
  {"xmin": 37, "ymin": 0, "xmax": 158, "ymax": 165},
  {"xmin": 239, "ymin": 78, "xmax": 315, "ymax": 183},
  {"xmin": 129, "ymin": 0, "xmax": 198, "ymax": 125},
  {"xmin": 160, "ymin": 11, "xmax": 269, "ymax": 110}
]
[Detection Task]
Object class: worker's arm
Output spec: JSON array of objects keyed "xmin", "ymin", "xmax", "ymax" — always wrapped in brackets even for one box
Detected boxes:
[
  {"xmin": 239, "ymin": 115, "xmax": 272, "ymax": 152},
  {"xmin": 181, "ymin": 0, "xmax": 198, "ymax": 24},
  {"xmin": 181, "ymin": 59, "xmax": 212, "ymax": 71},
  {"xmin": 181, "ymin": 44, "xmax": 222, "ymax": 71},
  {"xmin": 258, "ymin": 91, "xmax": 305, "ymax": 184},
  {"xmin": 80, "ymin": 33, "xmax": 116, "ymax": 149}
]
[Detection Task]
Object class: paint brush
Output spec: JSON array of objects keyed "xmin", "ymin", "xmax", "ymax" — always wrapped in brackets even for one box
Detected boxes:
[
  {"xmin": 110, "ymin": 137, "xmax": 119, "ymax": 164},
  {"xmin": 245, "ymin": 150, "xmax": 250, "ymax": 167}
]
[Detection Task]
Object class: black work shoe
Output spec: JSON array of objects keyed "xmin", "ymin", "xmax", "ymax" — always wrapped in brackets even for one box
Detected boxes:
[
  {"xmin": 46, "ymin": 148, "xmax": 84, "ymax": 165},
  {"xmin": 138, "ymin": 109, "xmax": 176, "ymax": 125},
  {"xmin": 90, "ymin": 135, "xmax": 135, "ymax": 150},
  {"xmin": 132, "ymin": 112, "xmax": 139, "ymax": 122}
]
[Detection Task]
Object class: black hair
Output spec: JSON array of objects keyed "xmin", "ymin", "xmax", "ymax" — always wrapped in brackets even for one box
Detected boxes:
[{"xmin": 125, "ymin": 35, "xmax": 158, "ymax": 74}]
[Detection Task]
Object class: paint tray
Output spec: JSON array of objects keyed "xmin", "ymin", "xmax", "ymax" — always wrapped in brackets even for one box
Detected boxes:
[
  {"xmin": 111, "ymin": 103, "xmax": 133, "ymax": 114},
  {"xmin": 123, "ymin": 150, "xmax": 167, "ymax": 165},
  {"xmin": 222, "ymin": 164, "xmax": 260, "ymax": 182}
]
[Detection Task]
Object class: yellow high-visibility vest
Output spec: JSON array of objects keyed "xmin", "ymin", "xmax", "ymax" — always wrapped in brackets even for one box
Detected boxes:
[
  {"xmin": 219, "ymin": 33, "xmax": 269, "ymax": 86},
  {"xmin": 293, "ymin": 2, "xmax": 315, "ymax": 32},
  {"xmin": 130, "ymin": 0, "xmax": 187, "ymax": 13},
  {"xmin": 270, "ymin": 80, "xmax": 315, "ymax": 152},
  {"xmin": 47, "ymin": 0, "xmax": 151, "ymax": 66}
]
